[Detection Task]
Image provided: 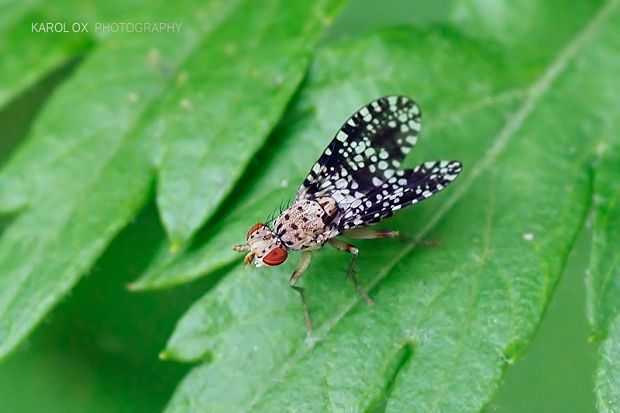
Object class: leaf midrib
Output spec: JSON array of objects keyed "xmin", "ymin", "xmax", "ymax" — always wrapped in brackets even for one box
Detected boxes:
[{"xmin": 242, "ymin": 1, "xmax": 618, "ymax": 409}]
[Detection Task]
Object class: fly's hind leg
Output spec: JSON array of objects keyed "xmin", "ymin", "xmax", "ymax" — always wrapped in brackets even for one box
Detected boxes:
[
  {"xmin": 342, "ymin": 227, "xmax": 400, "ymax": 239},
  {"xmin": 289, "ymin": 250, "xmax": 313, "ymax": 329},
  {"xmin": 328, "ymin": 239, "xmax": 374, "ymax": 306},
  {"xmin": 343, "ymin": 227, "xmax": 440, "ymax": 246}
]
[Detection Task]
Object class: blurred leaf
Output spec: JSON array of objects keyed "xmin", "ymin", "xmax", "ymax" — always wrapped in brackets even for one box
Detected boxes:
[
  {"xmin": 0, "ymin": 1, "xmax": 88, "ymax": 110},
  {"xmin": 0, "ymin": 0, "xmax": 181, "ymax": 111},
  {"xmin": 588, "ymin": 137, "xmax": 620, "ymax": 338},
  {"xmin": 588, "ymin": 136, "xmax": 620, "ymax": 411},
  {"xmin": 0, "ymin": 0, "xmax": 341, "ymax": 359},
  {"xmin": 0, "ymin": 26, "xmax": 194, "ymax": 358},
  {"xmin": 154, "ymin": 0, "xmax": 346, "ymax": 244},
  {"xmin": 597, "ymin": 316, "xmax": 620, "ymax": 413},
  {"xmin": 159, "ymin": 0, "xmax": 620, "ymax": 411}
]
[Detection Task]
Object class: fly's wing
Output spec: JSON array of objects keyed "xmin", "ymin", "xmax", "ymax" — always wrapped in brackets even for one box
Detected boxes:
[
  {"xmin": 297, "ymin": 96, "xmax": 422, "ymax": 208},
  {"xmin": 339, "ymin": 160, "xmax": 462, "ymax": 230}
]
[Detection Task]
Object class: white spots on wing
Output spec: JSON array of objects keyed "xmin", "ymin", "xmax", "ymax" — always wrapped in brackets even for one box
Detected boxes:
[
  {"xmin": 378, "ymin": 150, "xmax": 389, "ymax": 159},
  {"xmin": 384, "ymin": 169, "xmax": 395, "ymax": 179},
  {"xmin": 337, "ymin": 131, "xmax": 348, "ymax": 141},
  {"xmin": 365, "ymin": 147, "xmax": 376, "ymax": 157},
  {"xmin": 398, "ymin": 178, "xmax": 407, "ymax": 186},
  {"xmin": 372, "ymin": 177, "xmax": 383, "ymax": 187},
  {"xmin": 378, "ymin": 160, "xmax": 388, "ymax": 170},
  {"xmin": 409, "ymin": 120, "xmax": 421, "ymax": 131},
  {"xmin": 335, "ymin": 178, "xmax": 347, "ymax": 189},
  {"xmin": 424, "ymin": 161, "xmax": 436, "ymax": 169}
]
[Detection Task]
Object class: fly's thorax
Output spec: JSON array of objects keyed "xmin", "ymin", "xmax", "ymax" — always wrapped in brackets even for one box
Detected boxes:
[
  {"xmin": 246, "ymin": 223, "xmax": 287, "ymax": 266},
  {"xmin": 274, "ymin": 197, "xmax": 341, "ymax": 250}
]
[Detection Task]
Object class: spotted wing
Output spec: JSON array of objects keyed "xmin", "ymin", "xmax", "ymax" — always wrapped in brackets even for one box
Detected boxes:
[
  {"xmin": 297, "ymin": 96, "xmax": 422, "ymax": 208},
  {"xmin": 339, "ymin": 160, "xmax": 462, "ymax": 230}
]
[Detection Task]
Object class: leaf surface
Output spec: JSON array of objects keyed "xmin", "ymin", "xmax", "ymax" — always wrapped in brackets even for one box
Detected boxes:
[
  {"xmin": 154, "ymin": 0, "xmax": 347, "ymax": 244},
  {"xmin": 0, "ymin": 0, "xmax": 341, "ymax": 359},
  {"xmin": 160, "ymin": 1, "xmax": 620, "ymax": 411},
  {"xmin": 588, "ymin": 133, "xmax": 620, "ymax": 411}
]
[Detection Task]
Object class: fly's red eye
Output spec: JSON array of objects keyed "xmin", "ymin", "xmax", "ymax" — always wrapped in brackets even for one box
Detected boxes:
[
  {"xmin": 247, "ymin": 223, "xmax": 265, "ymax": 239},
  {"xmin": 263, "ymin": 247, "xmax": 287, "ymax": 266}
]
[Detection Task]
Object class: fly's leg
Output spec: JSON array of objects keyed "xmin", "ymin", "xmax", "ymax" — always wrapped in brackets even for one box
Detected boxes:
[
  {"xmin": 289, "ymin": 250, "xmax": 313, "ymax": 329},
  {"xmin": 343, "ymin": 227, "xmax": 440, "ymax": 246},
  {"xmin": 328, "ymin": 239, "xmax": 374, "ymax": 306},
  {"xmin": 342, "ymin": 227, "xmax": 400, "ymax": 239}
]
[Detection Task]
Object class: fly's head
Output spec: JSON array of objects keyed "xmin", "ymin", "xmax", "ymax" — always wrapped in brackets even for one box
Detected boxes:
[{"xmin": 233, "ymin": 223, "xmax": 288, "ymax": 267}]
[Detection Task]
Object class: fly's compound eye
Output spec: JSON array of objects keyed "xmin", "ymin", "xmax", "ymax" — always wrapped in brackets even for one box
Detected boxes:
[
  {"xmin": 262, "ymin": 247, "xmax": 288, "ymax": 266},
  {"xmin": 247, "ymin": 223, "xmax": 266, "ymax": 240}
]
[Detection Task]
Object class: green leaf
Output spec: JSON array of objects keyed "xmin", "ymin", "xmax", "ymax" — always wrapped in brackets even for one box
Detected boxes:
[
  {"xmin": 597, "ymin": 315, "xmax": 620, "ymax": 413},
  {"xmin": 588, "ymin": 136, "xmax": 620, "ymax": 410},
  {"xmin": 587, "ymin": 137, "xmax": 620, "ymax": 338},
  {"xmin": 161, "ymin": 1, "xmax": 620, "ymax": 411},
  {"xmin": 0, "ymin": 31, "xmax": 192, "ymax": 358},
  {"xmin": 154, "ymin": 0, "xmax": 346, "ymax": 244},
  {"xmin": 0, "ymin": 0, "xmax": 175, "ymax": 111},
  {"xmin": 0, "ymin": 0, "xmax": 345, "ymax": 362},
  {"xmin": 0, "ymin": 2, "xmax": 87, "ymax": 110}
]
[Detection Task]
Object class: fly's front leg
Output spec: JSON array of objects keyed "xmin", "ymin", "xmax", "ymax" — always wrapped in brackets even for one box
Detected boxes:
[
  {"xmin": 289, "ymin": 250, "xmax": 313, "ymax": 329},
  {"xmin": 328, "ymin": 239, "xmax": 374, "ymax": 306},
  {"xmin": 343, "ymin": 227, "xmax": 439, "ymax": 246}
]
